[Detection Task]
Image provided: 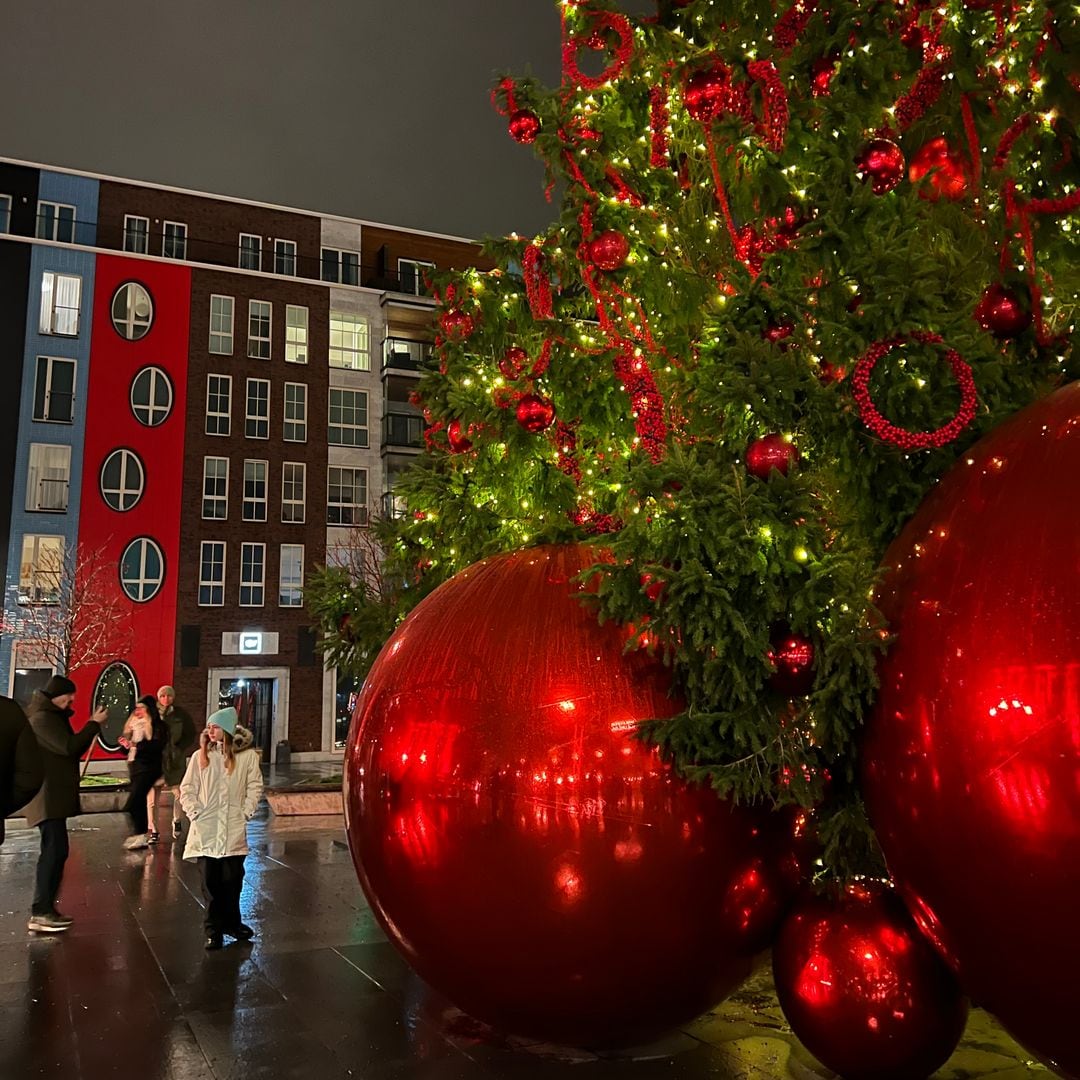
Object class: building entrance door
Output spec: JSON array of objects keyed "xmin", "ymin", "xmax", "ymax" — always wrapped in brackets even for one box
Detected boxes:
[{"xmin": 218, "ymin": 677, "xmax": 276, "ymax": 759}]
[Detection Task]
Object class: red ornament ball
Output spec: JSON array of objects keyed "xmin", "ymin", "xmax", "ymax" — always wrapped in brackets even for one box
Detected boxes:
[
  {"xmin": 499, "ymin": 346, "xmax": 528, "ymax": 380},
  {"xmin": 588, "ymin": 230, "xmax": 631, "ymax": 271},
  {"xmin": 515, "ymin": 393, "xmax": 556, "ymax": 433},
  {"xmin": 909, "ymin": 136, "xmax": 971, "ymax": 201},
  {"xmin": 857, "ymin": 138, "xmax": 905, "ymax": 195},
  {"xmin": 446, "ymin": 419, "xmax": 472, "ymax": 454},
  {"xmin": 862, "ymin": 383, "xmax": 1080, "ymax": 1078},
  {"xmin": 768, "ymin": 627, "xmax": 816, "ymax": 696},
  {"xmin": 763, "ymin": 320, "xmax": 796, "ymax": 347},
  {"xmin": 439, "ymin": 309, "xmax": 474, "ymax": 341},
  {"xmin": 746, "ymin": 433, "xmax": 798, "ymax": 478},
  {"xmin": 973, "ymin": 284, "xmax": 1031, "ymax": 338},
  {"xmin": 683, "ymin": 61, "xmax": 731, "ymax": 122},
  {"xmin": 508, "ymin": 108, "xmax": 540, "ymax": 145},
  {"xmin": 773, "ymin": 883, "xmax": 968, "ymax": 1080},
  {"xmin": 344, "ymin": 545, "xmax": 802, "ymax": 1046}
]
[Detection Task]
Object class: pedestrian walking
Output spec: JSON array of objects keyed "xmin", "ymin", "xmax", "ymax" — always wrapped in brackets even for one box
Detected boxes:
[
  {"xmin": 178, "ymin": 707, "xmax": 263, "ymax": 950},
  {"xmin": 148, "ymin": 684, "xmax": 196, "ymax": 840},
  {"xmin": 23, "ymin": 675, "xmax": 107, "ymax": 933},
  {"xmin": 118, "ymin": 696, "xmax": 167, "ymax": 849},
  {"xmin": 0, "ymin": 695, "xmax": 44, "ymax": 845}
]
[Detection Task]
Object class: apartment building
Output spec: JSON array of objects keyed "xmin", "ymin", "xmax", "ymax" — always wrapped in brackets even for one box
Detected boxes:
[{"xmin": 0, "ymin": 158, "xmax": 493, "ymax": 758}]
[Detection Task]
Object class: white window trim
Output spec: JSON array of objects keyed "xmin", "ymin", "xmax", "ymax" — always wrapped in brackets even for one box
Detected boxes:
[
  {"xmin": 242, "ymin": 459, "xmax": 269, "ymax": 523},
  {"xmin": 239, "ymin": 542, "xmax": 266, "ymax": 607},
  {"xmin": 398, "ymin": 257, "xmax": 435, "ymax": 296},
  {"xmin": 281, "ymin": 461, "xmax": 306, "ymax": 524},
  {"xmin": 120, "ymin": 537, "xmax": 164, "ymax": 603},
  {"xmin": 99, "ymin": 448, "xmax": 145, "ymax": 512},
  {"xmin": 279, "ymin": 543, "xmax": 305, "ymax": 607},
  {"xmin": 209, "ymin": 294, "xmax": 234, "ymax": 355},
  {"xmin": 202, "ymin": 456, "xmax": 229, "ymax": 521},
  {"xmin": 283, "ymin": 382, "xmax": 307, "ymax": 443},
  {"xmin": 131, "ymin": 366, "xmax": 173, "ymax": 427},
  {"xmin": 26, "ymin": 443, "xmax": 71, "ymax": 513},
  {"xmin": 19, "ymin": 534, "xmax": 65, "ymax": 604},
  {"xmin": 273, "ymin": 238, "xmax": 297, "ymax": 276},
  {"xmin": 238, "ymin": 232, "xmax": 263, "ymax": 271},
  {"xmin": 285, "ymin": 304, "xmax": 308, "ymax": 364},
  {"xmin": 328, "ymin": 387, "xmax": 369, "ymax": 448},
  {"xmin": 245, "ymin": 378, "xmax": 270, "ymax": 440},
  {"xmin": 39, "ymin": 271, "xmax": 82, "ymax": 336},
  {"xmin": 328, "ymin": 312, "xmax": 370, "ymax": 371},
  {"xmin": 205, "ymin": 373, "xmax": 232, "ymax": 437},
  {"xmin": 37, "ymin": 201, "xmax": 77, "ymax": 242},
  {"xmin": 110, "ymin": 281, "xmax": 153, "ymax": 340},
  {"xmin": 123, "ymin": 214, "xmax": 150, "ymax": 254},
  {"xmin": 163, "ymin": 220, "xmax": 188, "ymax": 259},
  {"xmin": 321, "ymin": 247, "xmax": 360, "ymax": 285},
  {"xmin": 198, "ymin": 540, "xmax": 226, "ymax": 607},
  {"xmin": 248, "ymin": 299, "xmax": 272, "ymax": 360},
  {"xmin": 33, "ymin": 356, "xmax": 77, "ymax": 424}
]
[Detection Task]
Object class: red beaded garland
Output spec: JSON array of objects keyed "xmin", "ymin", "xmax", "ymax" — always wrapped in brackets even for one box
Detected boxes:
[
  {"xmin": 851, "ymin": 333, "xmax": 977, "ymax": 451},
  {"xmin": 562, "ymin": 10, "xmax": 634, "ymax": 90}
]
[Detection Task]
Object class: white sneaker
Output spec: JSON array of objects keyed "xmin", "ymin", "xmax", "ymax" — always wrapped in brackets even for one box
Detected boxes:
[{"xmin": 123, "ymin": 834, "xmax": 149, "ymax": 850}]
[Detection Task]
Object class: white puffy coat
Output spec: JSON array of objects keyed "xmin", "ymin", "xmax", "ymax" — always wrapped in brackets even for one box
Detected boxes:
[{"xmin": 179, "ymin": 744, "xmax": 263, "ymax": 860}]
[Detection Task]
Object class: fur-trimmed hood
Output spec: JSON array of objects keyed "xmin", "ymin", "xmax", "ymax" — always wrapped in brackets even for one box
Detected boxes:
[{"xmin": 232, "ymin": 723, "xmax": 255, "ymax": 753}]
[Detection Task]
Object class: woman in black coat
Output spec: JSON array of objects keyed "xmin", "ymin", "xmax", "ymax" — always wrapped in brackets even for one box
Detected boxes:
[{"xmin": 119, "ymin": 696, "xmax": 167, "ymax": 850}]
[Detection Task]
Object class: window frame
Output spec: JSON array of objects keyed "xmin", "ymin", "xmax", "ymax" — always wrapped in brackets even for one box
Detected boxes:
[
  {"xmin": 39, "ymin": 271, "xmax": 82, "ymax": 337},
  {"xmin": 279, "ymin": 543, "xmax": 304, "ymax": 607},
  {"xmin": 119, "ymin": 536, "xmax": 165, "ymax": 603},
  {"xmin": 18, "ymin": 534, "xmax": 64, "ymax": 604},
  {"xmin": 36, "ymin": 201, "xmax": 76, "ymax": 243},
  {"xmin": 328, "ymin": 387, "xmax": 369, "ymax": 448},
  {"xmin": 245, "ymin": 377, "xmax": 270, "ymax": 440},
  {"xmin": 285, "ymin": 304, "xmax": 308, "ymax": 363},
  {"xmin": 26, "ymin": 443, "xmax": 71, "ymax": 513},
  {"xmin": 238, "ymin": 233, "xmax": 262, "ymax": 271},
  {"xmin": 281, "ymin": 461, "xmax": 306, "ymax": 524},
  {"xmin": 0, "ymin": 194, "xmax": 11, "ymax": 234},
  {"xmin": 328, "ymin": 311, "xmax": 370, "ymax": 371},
  {"xmin": 130, "ymin": 366, "xmax": 173, "ymax": 427},
  {"xmin": 398, "ymin": 257, "xmax": 435, "ymax": 296},
  {"xmin": 123, "ymin": 214, "xmax": 149, "ymax": 254},
  {"xmin": 110, "ymin": 281, "xmax": 154, "ymax": 341},
  {"xmin": 162, "ymin": 220, "xmax": 187, "ymax": 259},
  {"xmin": 205, "ymin": 373, "xmax": 232, "ymax": 437},
  {"xmin": 202, "ymin": 456, "xmax": 229, "ymax": 521},
  {"xmin": 242, "ymin": 459, "xmax": 268, "ymax": 523},
  {"xmin": 209, "ymin": 294, "xmax": 234, "ymax": 355},
  {"xmin": 198, "ymin": 541, "xmax": 226, "ymax": 607},
  {"xmin": 327, "ymin": 465, "xmax": 368, "ymax": 526},
  {"xmin": 273, "ymin": 238, "xmax": 297, "ymax": 276},
  {"xmin": 239, "ymin": 542, "xmax": 266, "ymax": 607},
  {"xmin": 33, "ymin": 356, "xmax": 76, "ymax": 424},
  {"xmin": 99, "ymin": 448, "xmax": 145, "ymax": 512},
  {"xmin": 247, "ymin": 299, "xmax": 272, "ymax": 360},
  {"xmin": 283, "ymin": 382, "xmax": 307, "ymax": 443},
  {"xmin": 321, "ymin": 247, "xmax": 360, "ymax": 286}
]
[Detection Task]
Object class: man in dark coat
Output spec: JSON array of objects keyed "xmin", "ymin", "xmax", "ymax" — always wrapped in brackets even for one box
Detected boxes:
[
  {"xmin": 23, "ymin": 675, "xmax": 107, "ymax": 933},
  {"xmin": 0, "ymin": 695, "xmax": 44, "ymax": 845}
]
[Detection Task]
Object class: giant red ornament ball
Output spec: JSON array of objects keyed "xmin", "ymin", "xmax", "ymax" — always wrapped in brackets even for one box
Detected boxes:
[
  {"xmin": 499, "ymin": 346, "xmax": 528, "ymax": 380},
  {"xmin": 908, "ymin": 136, "xmax": 971, "ymax": 201},
  {"xmin": 588, "ymin": 229, "xmax": 631, "ymax": 271},
  {"xmin": 856, "ymin": 138, "xmax": 906, "ymax": 195},
  {"xmin": 508, "ymin": 108, "xmax": 541, "ymax": 144},
  {"xmin": 683, "ymin": 61, "xmax": 731, "ymax": 122},
  {"xmin": 773, "ymin": 883, "xmax": 968, "ymax": 1080},
  {"xmin": 344, "ymin": 545, "xmax": 805, "ymax": 1046},
  {"xmin": 515, "ymin": 393, "xmax": 556, "ymax": 433},
  {"xmin": 446, "ymin": 419, "xmax": 472, "ymax": 454},
  {"xmin": 746, "ymin": 433, "xmax": 798, "ymax": 478},
  {"xmin": 973, "ymin": 284, "xmax": 1031, "ymax": 338},
  {"xmin": 439, "ymin": 309, "xmax": 474, "ymax": 341},
  {"xmin": 768, "ymin": 627, "xmax": 816, "ymax": 696},
  {"xmin": 862, "ymin": 383, "xmax": 1080, "ymax": 1077}
]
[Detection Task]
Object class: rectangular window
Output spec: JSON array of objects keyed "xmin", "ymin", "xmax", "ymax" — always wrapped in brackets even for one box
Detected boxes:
[
  {"xmin": 198, "ymin": 541, "xmax": 226, "ymax": 606},
  {"xmin": 238, "ymin": 233, "xmax": 262, "ymax": 271},
  {"xmin": 205, "ymin": 373, "xmax": 232, "ymax": 436},
  {"xmin": 202, "ymin": 456, "xmax": 229, "ymax": 520},
  {"xmin": 26, "ymin": 443, "xmax": 71, "ymax": 512},
  {"xmin": 19, "ymin": 534, "xmax": 64, "ymax": 604},
  {"xmin": 327, "ymin": 466, "xmax": 367, "ymax": 526},
  {"xmin": 239, "ymin": 543, "xmax": 266, "ymax": 606},
  {"xmin": 281, "ymin": 462, "xmax": 306, "ymax": 523},
  {"xmin": 209, "ymin": 294, "xmax": 234, "ymax": 354},
  {"xmin": 33, "ymin": 357, "xmax": 76, "ymax": 423},
  {"xmin": 245, "ymin": 378, "xmax": 270, "ymax": 439},
  {"xmin": 279, "ymin": 544, "xmax": 304, "ymax": 607},
  {"xmin": 274, "ymin": 239, "xmax": 297, "ymax": 276},
  {"xmin": 328, "ymin": 388, "xmax": 369, "ymax": 448},
  {"xmin": 285, "ymin": 305, "xmax": 308, "ymax": 363},
  {"xmin": 328, "ymin": 312, "xmax": 370, "ymax": 370},
  {"xmin": 36, "ymin": 201, "xmax": 76, "ymax": 243},
  {"xmin": 248, "ymin": 299, "xmax": 272, "ymax": 359},
  {"xmin": 163, "ymin": 221, "xmax": 187, "ymax": 259},
  {"xmin": 283, "ymin": 382, "xmax": 307, "ymax": 442},
  {"xmin": 0, "ymin": 194, "xmax": 11, "ymax": 233},
  {"xmin": 39, "ymin": 271, "xmax": 82, "ymax": 336},
  {"xmin": 242, "ymin": 459, "xmax": 268, "ymax": 522},
  {"xmin": 321, "ymin": 247, "xmax": 360, "ymax": 286},
  {"xmin": 123, "ymin": 215, "xmax": 149, "ymax": 254},
  {"xmin": 398, "ymin": 258, "xmax": 435, "ymax": 296}
]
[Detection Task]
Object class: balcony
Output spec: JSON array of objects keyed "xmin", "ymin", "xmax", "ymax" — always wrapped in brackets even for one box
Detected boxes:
[
  {"xmin": 383, "ymin": 411, "xmax": 424, "ymax": 453},
  {"xmin": 383, "ymin": 338, "xmax": 432, "ymax": 374},
  {"xmin": 30, "ymin": 478, "xmax": 69, "ymax": 513}
]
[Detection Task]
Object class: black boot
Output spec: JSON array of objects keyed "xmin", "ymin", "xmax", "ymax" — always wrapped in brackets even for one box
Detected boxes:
[{"xmin": 204, "ymin": 932, "xmax": 224, "ymax": 950}]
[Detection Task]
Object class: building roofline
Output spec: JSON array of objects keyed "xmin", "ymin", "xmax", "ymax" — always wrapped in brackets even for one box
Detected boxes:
[{"xmin": 0, "ymin": 155, "xmax": 484, "ymax": 248}]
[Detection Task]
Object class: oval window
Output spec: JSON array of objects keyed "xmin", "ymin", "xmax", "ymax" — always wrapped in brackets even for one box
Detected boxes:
[
  {"xmin": 100, "ymin": 448, "xmax": 144, "ymax": 512},
  {"xmin": 130, "ymin": 366, "xmax": 173, "ymax": 427},
  {"xmin": 119, "ymin": 537, "xmax": 164, "ymax": 602},
  {"xmin": 111, "ymin": 282, "xmax": 154, "ymax": 340},
  {"xmin": 92, "ymin": 661, "xmax": 138, "ymax": 753}
]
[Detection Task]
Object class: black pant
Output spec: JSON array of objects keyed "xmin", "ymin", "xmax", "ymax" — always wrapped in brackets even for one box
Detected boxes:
[
  {"xmin": 200, "ymin": 855, "xmax": 246, "ymax": 934},
  {"xmin": 124, "ymin": 764, "xmax": 161, "ymax": 834},
  {"xmin": 33, "ymin": 819, "xmax": 69, "ymax": 915}
]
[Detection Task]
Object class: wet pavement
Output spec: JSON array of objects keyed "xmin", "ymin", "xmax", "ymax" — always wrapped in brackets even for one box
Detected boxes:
[{"xmin": 0, "ymin": 771, "xmax": 1050, "ymax": 1080}]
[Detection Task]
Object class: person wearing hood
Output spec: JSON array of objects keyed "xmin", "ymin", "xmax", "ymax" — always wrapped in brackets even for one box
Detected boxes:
[
  {"xmin": 23, "ymin": 676, "xmax": 107, "ymax": 933},
  {"xmin": 178, "ymin": 707, "xmax": 263, "ymax": 950},
  {"xmin": 0, "ymin": 694, "xmax": 44, "ymax": 845}
]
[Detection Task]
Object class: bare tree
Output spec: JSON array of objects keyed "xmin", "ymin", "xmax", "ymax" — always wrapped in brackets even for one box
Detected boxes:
[{"xmin": 3, "ymin": 538, "xmax": 136, "ymax": 675}]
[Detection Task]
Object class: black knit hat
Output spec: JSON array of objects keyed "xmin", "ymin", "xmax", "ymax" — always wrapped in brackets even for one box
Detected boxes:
[{"xmin": 43, "ymin": 675, "xmax": 77, "ymax": 699}]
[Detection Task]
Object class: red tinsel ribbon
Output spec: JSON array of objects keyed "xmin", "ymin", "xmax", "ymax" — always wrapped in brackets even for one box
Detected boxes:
[
  {"xmin": 613, "ymin": 343, "xmax": 667, "ymax": 462},
  {"xmin": 649, "ymin": 76, "xmax": 671, "ymax": 168},
  {"xmin": 960, "ymin": 93, "xmax": 981, "ymax": 186},
  {"xmin": 552, "ymin": 421, "xmax": 582, "ymax": 483},
  {"xmin": 530, "ymin": 338, "xmax": 554, "ymax": 378},
  {"xmin": 703, "ymin": 129, "xmax": 755, "ymax": 271},
  {"xmin": 605, "ymin": 166, "xmax": 643, "ymax": 206},
  {"xmin": 851, "ymin": 332, "xmax": 977, "ymax": 451},
  {"xmin": 561, "ymin": 7, "xmax": 634, "ymax": 91},
  {"xmin": 523, "ymin": 244, "xmax": 554, "ymax": 320},
  {"xmin": 490, "ymin": 76, "xmax": 519, "ymax": 118},
  {"xmin": 894, "ymin": 60, "xmax": 948, "ymax": 129},
  {"xmin": 773, "ymin": 0, "xmax": 817, "ymax": 55},
  {"xmin": 747, "ymin": 61, "xmax": 788, "ymax": 152}
]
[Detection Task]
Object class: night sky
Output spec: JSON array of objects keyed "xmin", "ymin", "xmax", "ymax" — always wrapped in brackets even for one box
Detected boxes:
[{"xmin": 0, "ymin": 2, "xmax": 576, "ymax": 242}]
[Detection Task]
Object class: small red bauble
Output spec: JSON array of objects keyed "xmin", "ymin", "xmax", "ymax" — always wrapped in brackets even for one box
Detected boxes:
[
  {"xmin": 909, "ymin": 136, "xmax": 971, "ymax": 201},
  {"xmin": 588, "ymin": 230, "xmax": 631, "ymax": 271},
  {"xmin": 767, "ymin": 627, "xmax": 815, "ymax": 696},
  {"xmin": 499, "ymin": 347, "xmax": 528, "ymax": 380},
  {"xmin": 773, "ymin": 883, "xmax": 968, "ymax": 1080},
  {"xmin": 973, "ymin": 284, "xmax": 1031, "ymax": 338},
  {"xmin": 856, "ymin": 138, "xmax": 905, "ymax": 195},
  {"xmin": 763, "ymin": 320, "xmax": 796, "ymax": 347},
  {"xmin": 683, "ymin": 61, "xmax": 731, "ymax": 123},
  {"xmin": 515, "ymin": 393, "xmax": 556, "ymax": 433},
  {"xmin": 440, "ymin": 309, "xmax": 474, "ymax": 340},
  {"xmin": 811, "ymin": 57, "xmax": 836, "ymax": 97},
  {"xmin": 447, "ymin": 419, "xmax": 472, "ymax": 454},
  {"xmin": 508, "ymin": 108, "xmax": 540, "ymax": 145},
  {"xmin": 746, "ymin": 433, "xmax": 798, "ymax": 478},
  {"xmin": 818, "ymin": 359, "xmax": 848, "ymax": 384},
  {"xmin": 639, "ymin": 570, "xmax": 666, "ymax": 603}
]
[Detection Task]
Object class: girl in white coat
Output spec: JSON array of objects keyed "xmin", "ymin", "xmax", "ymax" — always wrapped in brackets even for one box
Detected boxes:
[{"xmin": 179, "ymin": 707, "xmax": 263, "ymax": 950}]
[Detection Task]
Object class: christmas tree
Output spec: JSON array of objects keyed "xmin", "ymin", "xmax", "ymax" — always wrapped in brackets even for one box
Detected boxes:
[{"xmin": 312, "ymin": 0, "xmax": 1078, "ymax": 877}]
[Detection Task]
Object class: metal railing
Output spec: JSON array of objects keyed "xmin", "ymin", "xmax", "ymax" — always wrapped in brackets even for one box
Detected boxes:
[
  {"xmin": 382, "ymin": 338, "xmax": 432, "ymax": 372},
  {"xmin": 33, "ymin": 478, "xmax": 69, "ymax": 512},
  {"xmin": 382, "ymin": 412, "xmax": 424, "ymax": 450}
]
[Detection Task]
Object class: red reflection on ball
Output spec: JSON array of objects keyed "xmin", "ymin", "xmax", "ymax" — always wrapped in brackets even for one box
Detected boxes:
[
  {"xmin": 446, "ymin": 419, "xmax": 471, "ymax": 454},
  {"xmin": 498, "ymin": 346, "xmax": 528, "ymax": 380},
  {"xmin": 439, "ymin": 309, "xmax": 473, "ymax": 340},
  {"xmin": 862, "ymin": 383, "xmax": 1080, "ymax": 1077},
  {"xmin": 588, "ymin": 229, "xmax": 630, "ymax": 271},
  {"xmin": 768, "ymin": 628, "xmax": 815, "ymax": 696},
  {"xmin": 973, "ymin": 284, "xmax": 1031, "ymax": 339},
  {"xmin": 746, "ymin": 433, "xmax": 798, "ymax": 478},
  {"xmin": 683, "ymin": 61, "xmax": 732, "ymax": 122},
  {"xmin": 773, "ymin": 883, "xmax": 968, "ymax": 1080},
  {"xmin": 508, "ymin": 108, "xmax": 540, "ymax": 144},
  {"xmin": 515, "ymin": 393, "xmax": 556, "ymax": 433},
  {"xmin": 344, "ymin": 545, "xmax": 798, "ymax": 1046},
  {"xmin": 857, "ymin": 138, "xmax": 905, "ymax": 195}
]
